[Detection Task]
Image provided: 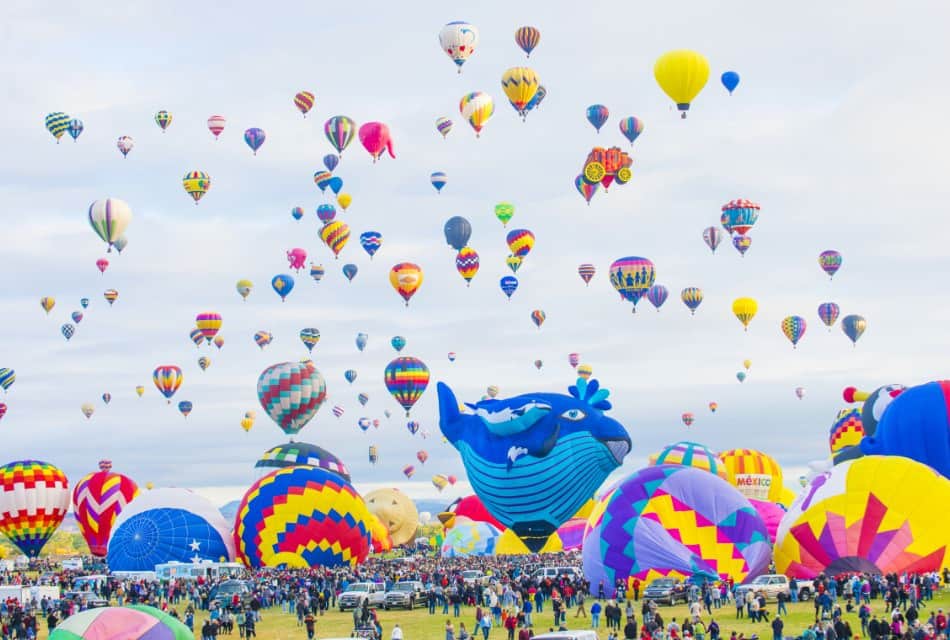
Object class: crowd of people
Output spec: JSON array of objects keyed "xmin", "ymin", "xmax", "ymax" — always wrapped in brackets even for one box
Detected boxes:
[{"xmin": 0, "ymin": 554, "xmax": 947, "ymax": 640}]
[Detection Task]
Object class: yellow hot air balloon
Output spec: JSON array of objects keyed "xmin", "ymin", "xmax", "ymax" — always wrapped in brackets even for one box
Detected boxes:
[
  {"xmin": 182, "ymin": 170, "xmax": 211, "ymax": 204},
  {"xmin": 337, "ymin": 193, "xmax": 352, "ymax": 211},
  {"xmin": 81, "ymin": 403, "xmax": 95, "ymax": 419},
  {"xmin": 240, "ymin": 417, "xmax": 254, "ymax": 432},
  {"xmin": 459, "ymin": 92, "xmax": 494, "ymax": 137},
  {"xmin": 389, "ymin": 263, "xmax": 424, "ymax": 306},
  {"xmin": 743, "ymin": 359, "xmax": 752, "ymax": 371},
  {"xmin": 654, "ymin": 50, "xmax": 710, "ymax": 118},
  {"xmin": 145, "ymin": 482, "xmax": 154, "ymax": 490},
  {"xmin": 501, "ymin": 67, "xmax": 540, "ymax": 116},
  {"xmin": 236, "ymin": 279, "xmax": 253, "ymax": 301},
  {"xmin": 40, "ymin": 297, "xmax": 55, "ymax": 314},
  {"xmin": 732, "ymin": 297, "xmax": 758, "ymax": 331},
  {"xmin": 135, "ymin": 385, "xmax": 145, "ymax": 397}
]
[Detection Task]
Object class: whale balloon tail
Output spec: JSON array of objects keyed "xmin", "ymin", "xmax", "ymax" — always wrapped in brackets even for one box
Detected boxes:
[{"xmin": 437, "ymin": 382, "xmax": 461, "ymax": 440}]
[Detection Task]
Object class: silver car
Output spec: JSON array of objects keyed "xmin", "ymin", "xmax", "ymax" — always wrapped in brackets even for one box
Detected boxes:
[{"xmin": 384, "ymin": 581, "xmax": 424, "ymax": 610}]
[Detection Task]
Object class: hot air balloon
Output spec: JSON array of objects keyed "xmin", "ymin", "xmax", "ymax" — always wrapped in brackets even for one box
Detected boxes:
[
  {"xmin": 646, "ymin": 284, "xmax": 669, "ymax": 311},
  {"xmin": 781, "ymin": 315, "xmax": 807, "ymax": 348},
  {"xmin": 818, "ymin": 250, "xmax": 843, "ymax": 279},
  {"xmin": 384, "ymin": 356, "xmax": 429, "ymax": 416},
  {"xmin": 294, "ymin": 91, "xmax": 315, "ymax": 117},
  {"xmin": 619, "ymin": 116, "xmax": 644, "ymax": 145},
  {"xmin": 271, "ymin": 274, "xmax": 294, "ymax": 302},
  {"xmin": 358, "ymin": 417, "xmax": 371, "ymax": 432},
  {"xmin": 93, "ymin": 258, "xmax": 109, "ymax": 274},
  {"xmin": 182, "ymin": 170, "xmax": 211, "ymax": 204},
  {"xmin": 721, "ymin": 71, "xmax": 741, "ymax": 94},
  {"xmin": 241, "ymin": 417, "xmax": 254, "ymax": 432},
  {"xmin": 358, "ymin": 393, "xmax": 369, "ymax": 407},
  {"xmin": 254, "ymin": 331, "xmax": 273, "ymax": 349},
  {"xmin": 432, "ymin": 475, "xmax": 449, "ymax": 492},
  {"xmin": 702, "ymin": 227, "xmax": 723, "ymax": 253},
  {"xmin": 359, "ymin": 231, "xmax": 382, "ymax": 259},
  {"xmin": 299, "ymin": 328, "xmax": 320, "ymax": 353},
  {"xmin": 403, "ymin": 465, "xmax": 415, "ymax": 479},
  {"xmin": 391, "ymin": 336, "xmax": 407, "ymax": 352},
  {"xmin": 257, "ymin": 361, "xmax": 327, "ymax": 436},
  {"xmin": 344, "ymin": 369, "xmax": 358, "ymax": 384},
  {"xmin": 506, "ymin": 229, "xmax": 535, "ymax": 258},
  {"xmin": 709, "ymin": 402, "xmax": 718, "ymax": 413},
  {"xmin": 0, "ymin": 369, "xmax": 14, "ymax": 393},
  {"xmin": 654, "ymin": 50, "xmax": 710, "ymax": 118},
  {"xmin": 135, "ymin": 385, "xmax": 144, "ymax": 397},
  {"xmin": 320, "ymin": 220, "xmax": 350, "ymax": 258},
  {"xmin": 575, "ymin": 175, "xmax": 598, "ymax": 204},
  {"xmin": 152, "ymin": 366, "xmax": 182, "ymax": 403},
  {"xmin": 323, "ymin": 154, "xmax": 339, "ymax": 172},
  {"xmin": 841, "ymin": 315, "xmax": 867, "ymax": 346},
  {"xmin": 486, "ymin": 385, "xmax": 500, "ymax": 398},
  {"xmin": 530, "ymin": 310, "xmax": 546, "ymax": 329},
  {"xmin": 67, "ymin": 119, "xmax": 83, "ymax": 141},
  {"xmin": 114, "ymin": 235, "xmax": 128, "ymax": 255},
  {"xmin": 88, "ymin": 198, "xmax": 132, "ymax": 252},
  {"xmin": 0, "ymin": 460, "xmax": 70, "ymax": 557},
  {"xmin": 81, "ymin": 403, "xmax": 95, "ymax": 418},
  {"xmin": 499, "ymin": 276, "xmax": 518, "ymax": 300},
  {"xmin": 103, "ymin": 289, "xmax": 118, "ymax": 306},
  {"xmin": 577, "ymin": 264, "xmax": 596, "ymax": 286},
  {"xmin": 310, "ymin": 264, "xmax": 325, "ymax": 283},
  {"xmin": 680, "ymin": 287, "xmax": 704, "ymax": 315},
  {"xmin": 817, "ymin": 302, "xmax": 840, "ymax": 329},
  {"xmin": 436, "ymin": 117, "xmax": 453, "ymax": 138},
  {"xmin": 355, "ymin": 333, "xmax": 368, "ymax": 352},
  {"xmin": 358, "ymin": 122, "xmax": 395, "ymax": 162},
  {"xmin": 795, "ymin": 387, "xmax": 806, "ymax": 399},
  {"xmin": 324, "ymin": 115, "xmax": 356, "ymax": 154},
  {"xmin": 459, "ymin": 92, "xmax": 494, "ymax": 137},
  {"xmin": 681, "ymin": 412, "xmax": 695, "ymax": 427},
  {"xmin": 61, "ymin": 323, "xmax": 75, "ymax": 341},
  {"xmin": 102, "ymin": 393, "xmax": 111, "ymax": 405},
  {"xmin": 447, "ymin": 352, "xmax": 457, "ymax": 362},
  {"xmin": 732, "ymin": 297, "xmax": 758, "ymax": 331},
  {"xmin": 720, "ymin": 199, "xmax": 760, "ymax": 235},
  {"xmin": 342, "ymin": 263, "xmax": 358, "ymax": 282},
  {"xmin": 116, "ymin": 135, "xmax": 134, "ymax": 158},
  {"xmin": 195, "ymin": 312, "xmax": 222, "ymax": 344},
  {"xmin": 40, "ymin": 297, "xmax": 55, "ymax": 314},
  {"xmin": 287, "ymin": 248, "xmax": 307, "ymax": 271},
  {"xmin": 243, "ymin": 127, "xmax": 266, "ymax": 155},
  {"xmin": 586, "ymin": 104, "xmax": 609, "ymax": 132},
  {"xmin": 431, "ymin": 171, "xmax": 447, "ymax": 193},
  {"xmin": 389, "ymin": 263, "xmax": 423, "ymax": 306},
  {"xmin": 505, "ymin": 255, "xmax": 522, "ymax": 274},
  {"xmin": 45, "ymin": 112, "xmax": 70, "ymax": 142},
  {"xmin": 313, "ymin": 170, "xmax": 333, "ymax": 192},
  {"xmin": 236, "ymin": 279, "xmax": 253, "ymax": 300},
  {"xmin": 337, "ymin": 192, "xmax": 352, "ymax": 210},
  {"xmin": 455, "ymin": 247, "xmax": 479, "ymax": 285},
  {"xmin": 154, "ymin": 110, "xmax": 172, "ymax": 131},
  {"xmin": 178, "ymin": 401, "xmax": 193, "ymax": 418},
  {"xmin": 315, "ymin": 204, "xmax": 337, "ymax": 224},
  {"xmin": 71, "ymin": 466, "xmax": 139, "ymax": 557},
  {"xmin": 207, "ymin": 115, "xmax": 226, "ymax": 139},
  {"xmin": 609, "ymin": 257, "xmax": 655, "ymax": 312},
  {"xmin": 743, "ymin": 360, "xmax": 753, "ymax": 371},
  {"xmin": 534, "ymin": 359, "xmax": 543, "ymax": 370},
  {"xmin": 80, "ymin": 298, "xmax": 89, "ymax": 309},
  {"xmin": 736, "ymin": 372, "xmax": 747, "ymax": 383},
  {"xmin": 71, "ymin": 311, "xmax": 83, "ymax": 324},
  {"xmin": 501, "ymin": 67, "xmax": 540, "ymax": 117},
  {"xmin": 733, "ymin": 235, "xmax": 752, "ymax": 256},
  {"xmin": 514, "ymin": 26, "xmax": 540, "ymax": 57},
  {"xmin": 416, "ymin": 450, "xmax": 429, "ymax": 465},
  {"xmin": 439, "ymin": 21, "xmax": 479, "ymax": 72},
  {"xmin": 197, "ymin": 356, "xmax": 211, "ymax": 372},
  {"xmin": 332, "ymin": 406, "xmax": 344, "ymax": 418}
]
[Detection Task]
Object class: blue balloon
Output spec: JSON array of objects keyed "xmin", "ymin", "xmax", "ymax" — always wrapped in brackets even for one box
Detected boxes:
[
  {"xmin": 342, "ymin": 264, "xmax": 358, "ymax": 282},
  {"xmin": 328, "ymin": 177, "xmax": 344, "ymax": 194},
  {"xmin": 437, "ymin": 378, "xmax": 631, "ymax": 550},
  {"xmin": 323, "ymin": 154, "xmax": 340, "ymax": 172},
  {"xmin": 80, "ymin": 298, "xmax": 90, "ymax": 309},
  {"xmin": 443, "ymin": 216, "xmax": 472, "ymax": 251},
  {"xmin": 271, "ymin": 274, "xmax": 295, "ymax": 301},
  {"xmin": 391, "ymin": 336, "xmax": 406, "ymax": 352},
  {"xmin": 499, "ymin": 276, "xmax": 518, "ymax": 300},
  {"xmin": 355, "ymin": 332, "xmax": 368, "ymax": 352},
  {"xmin": 859, "ymin": 381, "xmax": 950, "ymax": 479},
  {"xmin": 431, "ymin": 172, "xmax": 448, "ymax": 193},
  {"xmin": 586, "ymin": 104, "xmax": 609, "ymax": 132},
  {"xmin": 721, "ymin": 71, "xmax": 741, "ymax": 95},
  {"xmin": 359, "ymin": 231, "xmax": 382, "ymax": 259}
]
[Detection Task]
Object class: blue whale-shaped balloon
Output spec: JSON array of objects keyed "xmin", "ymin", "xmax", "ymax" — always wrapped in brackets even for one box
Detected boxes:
[{"xmin": 438, "ymin": 377, "xmax": 631, "ymax": 551}]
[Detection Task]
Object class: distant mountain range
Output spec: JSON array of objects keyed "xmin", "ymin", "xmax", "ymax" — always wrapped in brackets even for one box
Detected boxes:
[{"xmin": 217, "ymin": 498, "xmax": 450, "ymax": 522}]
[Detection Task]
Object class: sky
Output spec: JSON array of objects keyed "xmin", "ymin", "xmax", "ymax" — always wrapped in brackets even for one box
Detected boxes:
[{"xmin": 2, "ymin": 0, "xmax": 950, "ymax": 510}]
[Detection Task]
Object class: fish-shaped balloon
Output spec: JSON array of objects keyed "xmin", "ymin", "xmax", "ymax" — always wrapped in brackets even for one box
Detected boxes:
[{"xmin": 437, "ymin": 377, "xmax": 631, "ymax": 550}]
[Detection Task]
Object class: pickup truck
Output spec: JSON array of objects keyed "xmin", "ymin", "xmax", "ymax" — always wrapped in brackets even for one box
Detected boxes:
[
  {"xmin": 384, "ymin": 581, "xmax": 424, "ymax": 610},
  {"xmin": 735, "ymin": 574, "xmax": 813, "ymax": 601},
  {"xmin": 643, "ymin": 578, "xmax": 687, "ymax": 605},
  {"xmin": 338, "ymin": 582, "xmax": 387, "ymax": 611}
]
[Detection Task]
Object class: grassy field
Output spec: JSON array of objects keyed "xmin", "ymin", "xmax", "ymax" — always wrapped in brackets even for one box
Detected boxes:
[{"xmin": 56, "ymin": 588, "xmax": 941, "ymax": 640}]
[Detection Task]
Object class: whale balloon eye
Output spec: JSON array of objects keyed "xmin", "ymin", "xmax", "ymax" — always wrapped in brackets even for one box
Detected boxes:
[{"xmin": 561, "ymin": 408, "xmax": 587, "ymax": 421}]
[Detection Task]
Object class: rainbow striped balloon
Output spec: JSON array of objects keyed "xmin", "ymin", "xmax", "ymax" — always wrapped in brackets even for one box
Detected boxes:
[
  {"xmin": 195, "ymin": 312, "xmax": 222, "ymax": 343},
  {"xmin": 0, "ymin": 460, "xmax": 70, "ymax": 557},
  {"xmin": 152, "ymin": 365, "xmax": 183, "ymax": 402},
  {"xmin": 256, "ymin": 361, "xmax": 326, "ymax": 436},
  {"xmin": 384, "ymin": 357, "xmax": 430, "ymax": 417}
]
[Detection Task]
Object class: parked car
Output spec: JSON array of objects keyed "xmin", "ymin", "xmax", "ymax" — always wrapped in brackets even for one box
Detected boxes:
[
  {"xmin": 461, "ymin": 570, "xmax": 485, "ymax": 585},
  {"xmin": 208, "ymin": 579, "xmax": 250, "ymax": 607},
  {"xmin": 339, "ymin": 582, "xmax": 381, "ymax": 611},
  {"xmin": 64, "ymin": 591, "xmax": 109, "ymax": 608},
  {"xmin": 531, "ymin": 567, "xmax": 583, "ymax": 581},
  {"xmin": 532, "ymin": 631, "xmax": 599, "ymax": 640},
  {"xmin": 736, "ymin": 574, "xmax": 812, "ymax": 601},
  {"xmin": 643, "ymin": 577, "xmax": 687, "ymax": 605},
  {"xmin": 384, "ymin": 581, "xmax": 424, "ymax": 610}
]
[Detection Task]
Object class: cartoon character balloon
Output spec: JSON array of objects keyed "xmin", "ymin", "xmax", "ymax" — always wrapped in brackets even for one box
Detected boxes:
[{"xmin": 439, "ymin": 21, "xmax": 479, "ymax": 73}]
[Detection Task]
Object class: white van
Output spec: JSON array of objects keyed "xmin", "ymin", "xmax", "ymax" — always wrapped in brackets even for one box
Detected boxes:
[
  {"xmin": 531, "ymin": 566, "xmax": 582, "ymax": 581},
  {"xmin": 532, "ymin": 631, "xmax": 599, "ymax": 640},
  {"xmin": 72, "ymin": 575, "xmax": 108, "ymax": 591},
  {"xmin": 61, "ymin": 558, "xmax": 84, "ymax": 571}
]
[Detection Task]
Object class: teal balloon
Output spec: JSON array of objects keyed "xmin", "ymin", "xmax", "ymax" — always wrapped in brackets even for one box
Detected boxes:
[
  {"xmin": 736, "ymin": 372, "xmax": 747, "ymax": 383},
  {"xmin": 391, "ymin": 336, "xmax": 406, "ymax": 352}
]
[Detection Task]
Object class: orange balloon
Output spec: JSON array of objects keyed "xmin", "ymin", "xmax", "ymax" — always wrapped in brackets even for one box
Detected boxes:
[{"xmin": 389, "ymin": 263, "xmax": 423, "ymax": 306}]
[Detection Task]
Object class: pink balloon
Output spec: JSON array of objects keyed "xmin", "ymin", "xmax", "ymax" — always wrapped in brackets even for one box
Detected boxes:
[
  {"xmin": 358, "ymin": 122, "xmax": 395, "ymax": 162},
  {"xmin": 748, "ymin": 498, "xmax": 786, "ymax": 544},
  {"xmin": 96, "ymin": 258, "xmax": 109, "ymax": 274},
  {"xmin": 286, "ymin": 248, "xmax": 307, "ymax": 271}
]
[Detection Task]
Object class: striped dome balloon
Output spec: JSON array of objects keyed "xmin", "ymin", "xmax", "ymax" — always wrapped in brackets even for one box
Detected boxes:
[
  {"xmin": 255, "ymin": 442, "xmax": 350, "ymax": 482},
  {"xmin": 651, "ymin": 441, "xmax": 731, "ymax": 482},
  {"xmin": 719, "ymin": 448, "xmax": 784, "ymax": 502}
]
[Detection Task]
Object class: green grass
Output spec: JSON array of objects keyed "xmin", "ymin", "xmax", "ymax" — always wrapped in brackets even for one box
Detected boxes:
[{"xmin": 36, "ymin": 590, "xmax": 950, "ymax": 639}]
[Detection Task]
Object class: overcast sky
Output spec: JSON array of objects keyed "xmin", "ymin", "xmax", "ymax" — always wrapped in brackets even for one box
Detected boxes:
[{"xmin": 2, "ymin": 0, "xmax": 949, "ymax": 509}]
